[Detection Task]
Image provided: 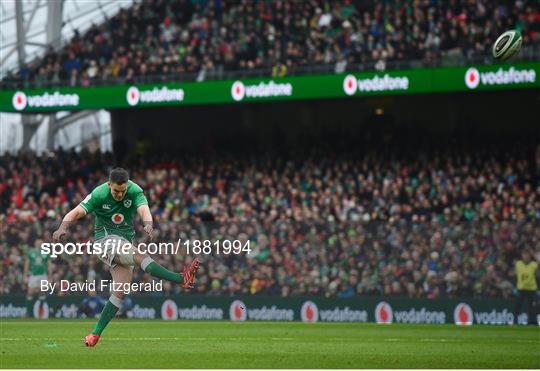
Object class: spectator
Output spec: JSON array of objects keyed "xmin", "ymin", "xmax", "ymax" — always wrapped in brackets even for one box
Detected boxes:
[
  {"xmin": 3, "ymin": 0, "xmax": 538, "ymax": 88},
  {"xmin": 79, "ymin": 290, "xmax": 106, "ymax": 318},
  {"xmin": 513, "ymin": 249, "xmax": 538, "ymax": 325},
  {"xmin": 271, "ymin": 61, "xmax": 287, "ymax": 78},
  {"xmin": 63, "ymin": 52, "xmax": 81, "ymax": 75},
  {"xmin": 0, "ymin": 141, "xmax": 538, "ymax": 298}
]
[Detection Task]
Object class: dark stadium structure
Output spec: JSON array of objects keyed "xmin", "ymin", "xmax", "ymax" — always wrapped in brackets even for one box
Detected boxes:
[{"xmin": 110, "ymin": 89, "xmax": 540, "ymax": 155}]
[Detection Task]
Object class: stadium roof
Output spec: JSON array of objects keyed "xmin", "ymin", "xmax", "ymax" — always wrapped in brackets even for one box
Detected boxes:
[{"xmin": 0, "ymin": 0, "xmax": 138, "ymax": 78}]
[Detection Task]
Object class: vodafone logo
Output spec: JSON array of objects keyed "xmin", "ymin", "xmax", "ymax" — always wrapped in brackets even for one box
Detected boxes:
[
  {"xmin": 111, "ymin": 213, "xmax": 124, "ymax": 224},
  {"xmin": 231, "ymin": 81, "xmax": 245, "ymax": 101},
  {"xmin": 11, "ymin": 91, "xmax": 79, "ymax": 110},
  {"xmin": 375, "ymin": 301, "xmax": 393, "ymax": 324},
  {"xmin": 454, "ymin": 303, "xmax": 473, "ymax": 326},
  {"xmin": 161, "ymin": 299, "xmax": 178, "ymax": 320},
  {"xmin": 465, "ymin": 68, "xmax": 480, "ymax": 89},
  {"xmin": 229, "ymin": 300, "xmax": 247, "ymax": 321},
  {"xmin": 33, "ymin": 301, "xmax": 49, "ymax": 319},
  {"xmin": 127, "ymin": 86, "xmax": 184, "ymax": 105},
  {"xmin": 343, "ymin": 75, "xmax": 357, "ymax": 96},
  {"xmin": 12, "ymin": 91, "xmax": 27, "ymax": 111},
  {"xmin": 127, "ymin": 86, "xmax": 140, "ymax": 106},
  {"xmin": 231, "ymin": 81, "xmax": 292, "ymax": 101},
  {"xmin": 301, "ymin": 301, "xmax": 319, "ymax": 322}
]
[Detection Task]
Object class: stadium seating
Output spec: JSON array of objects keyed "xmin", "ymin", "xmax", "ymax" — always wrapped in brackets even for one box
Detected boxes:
[
  {"xmin": 1, "ymin": 144, "xmax": 538, "ymax": 297},
  {"xmin": 2, "ymin": 0, "xmax": 539, "ymax": 88}
]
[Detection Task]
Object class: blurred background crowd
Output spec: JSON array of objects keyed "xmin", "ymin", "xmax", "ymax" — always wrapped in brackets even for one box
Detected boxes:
[
  {"xmin": 1, "ymin": 0, "xmax": 539, "ymax": 301},
  {"xmin": 2, "ymin": 0, "xmax": 539, "ymax": 88},
  {"xmin": 1, "ymin": 140, "xmax": 539, "ymax": 298}
]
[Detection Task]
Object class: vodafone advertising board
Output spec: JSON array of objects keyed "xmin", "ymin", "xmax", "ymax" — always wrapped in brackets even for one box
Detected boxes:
[
  {"xmin": 0, "ymin": 296, "xmax": 535, "ymax": 325},
  {"xmin": 3, "ymin": 62, "xmax": 538, "ymax": 113}
]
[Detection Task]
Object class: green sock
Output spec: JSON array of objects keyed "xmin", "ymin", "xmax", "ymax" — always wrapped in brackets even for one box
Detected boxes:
[
  {"xmin": 143, "ymin": 260, "xmax": 183, "ymax": 284},
  {"xmin": 92, "ymin": 300, "xmax": 120, "ymax": 336}
]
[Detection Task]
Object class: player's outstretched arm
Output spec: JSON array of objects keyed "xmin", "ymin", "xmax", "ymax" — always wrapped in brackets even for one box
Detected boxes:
[{"xmin": 52, "ymin": 205, "xmax": 87, "ymax": 242}]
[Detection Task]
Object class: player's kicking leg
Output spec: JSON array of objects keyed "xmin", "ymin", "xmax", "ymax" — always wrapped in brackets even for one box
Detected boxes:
[
  {"xmin": 84, "ymin": 264, "xmax": 132, "ymax": 347},
  {"xmin": 84, "ymin": 239, "xmax": 200, "ymax": 347},
  {"xmin": 133, "ymin": 253, "xmax": 200, "ymax": 289}
]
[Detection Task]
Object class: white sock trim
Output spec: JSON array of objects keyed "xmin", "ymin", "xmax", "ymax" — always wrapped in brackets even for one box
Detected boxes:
[
  {"xmin": 141, "ymin": 256, "xmax": 154, "ymax": 271},
  {"xmin": 109, "ymin": 295, "xmax": 123, "ymax": 309}
]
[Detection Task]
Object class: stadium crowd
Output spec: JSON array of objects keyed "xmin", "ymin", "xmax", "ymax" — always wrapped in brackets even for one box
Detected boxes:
[
  {"xmin": 1, "ymin": 144, "xmax": 539, "ymax": 298},
  {"xmin": 3, "ymin": 0, "xmax": 540, "ymax": 87}
]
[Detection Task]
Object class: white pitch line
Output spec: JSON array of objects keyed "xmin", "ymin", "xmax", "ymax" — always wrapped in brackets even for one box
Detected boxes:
[
  {"xmin": 1, "ymin": 337, "xmax": 295, "ymax": 341},
  {"xmin": 2, "ymin": 337, "xmax": 537, "ymax": 343}
]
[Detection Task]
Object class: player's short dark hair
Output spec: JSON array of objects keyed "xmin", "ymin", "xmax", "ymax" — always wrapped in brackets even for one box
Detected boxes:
[{"xmin": 109, "ymin": 168, "xmax": 129, "ymax": 184}]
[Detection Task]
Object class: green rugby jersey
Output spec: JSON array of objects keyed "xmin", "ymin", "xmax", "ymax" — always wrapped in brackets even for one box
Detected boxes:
[
  {"xmin": 79, "ymin": 180, "xmax": 148, "ymax": 241},
  {"xmin": 28, "ymin": 248, "xmax": 49, "ymax": 275}
]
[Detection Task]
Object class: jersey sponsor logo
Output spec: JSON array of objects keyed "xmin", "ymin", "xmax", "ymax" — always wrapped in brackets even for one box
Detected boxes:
[
  {"xmin": 33, "ymin": 300, "xmax": 50, "ymax": 319},
  {"xmin": 111, "ymin": 213, "xmax": 124, "ymax": 224},
  {"xmin": 160, "ymin": 299, "xmax": 178, "ymax": 320},
  {"xmin": 231, "ymin": 80, "xmax": 293, "ymax": 102},
  {"xmin": 301, "ymin": 300, "xmax": 318, "ymax": 322},
  {"xmin": 229, "ymin": 300, "xmax": 247, "ymax": 321},
  {"xmin": 123, "ymin": 199, "xmax": 132, "ymax": 208},
  {"xmin": 465, "ymin": 66, "xmax": 536, "ymax": 89},
  {"xmin": 454, "ymin": 303, "xmax": 473, "ymax": 326},
  {"xmin": 102, "ymin": 204, "xmax": 110, "ymax": 210},
  {"xmin": 375, "ymin": 301, "xmax": 393, "ymax": 324},
  {"xmin": 12, "ymin": 91, "xmax": 79, "ymax": 111}
]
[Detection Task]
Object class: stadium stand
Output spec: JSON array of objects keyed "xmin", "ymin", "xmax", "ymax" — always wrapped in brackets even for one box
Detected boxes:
[
  {"xmin": 1, "ymin": 142, "xmax": 538, "ymax": 297},
  {"xmin": 2, "ymin": 0, "xmax": 539, "ymax": 88}
]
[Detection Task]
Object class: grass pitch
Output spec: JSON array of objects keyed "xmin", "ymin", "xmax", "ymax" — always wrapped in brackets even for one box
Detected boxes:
[{"xmin": 1, "ymin": 320, "xmax": 539, "ymax": 368}]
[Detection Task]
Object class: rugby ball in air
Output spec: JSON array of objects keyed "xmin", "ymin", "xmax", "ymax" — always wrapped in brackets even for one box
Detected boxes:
[{"xmin": 492, "ymin": 30, "xmax": 522, "ymax": 61}]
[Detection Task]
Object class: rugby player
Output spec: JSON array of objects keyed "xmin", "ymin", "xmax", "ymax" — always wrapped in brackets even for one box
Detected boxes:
[
  {"xmin": 53, "ymin": 168, "xmax": 200, "ymax": 347},
  {"xmin": 24, "ymin": 239, "xmax": 51, "ymax": 318}
]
